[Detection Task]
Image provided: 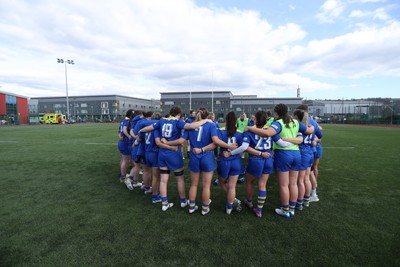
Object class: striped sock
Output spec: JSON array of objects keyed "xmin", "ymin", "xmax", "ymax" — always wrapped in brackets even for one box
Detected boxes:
[
  {"xmin": 180, "ymin": 197, "xmax": 187, "ymax": 204},
  {"xmin": 289, "ymin": 201, "xmax": 296, "ymax": 210},
  {"xmin": 304, "ymin": 195, "xmax": 310, "ymax": 202},
  {"xmin": 256, "ymin": 190, "xmax": 267, "ymax": 211},
  {"xmin": 189, "ymin": 200, "xmax": 196, "ymax": 210},
  {"xmin": 202, "ymin": 202, "xmax": 209, "ymax": 211},
  {"xmin": 282, "ymin": 204, "xmax": 290, "ymax": 212},
  {"xmin": 161, "ymin": 197, "xmax": 168, "ymax": 207},
  {"xmin": 296, "ymin": 198, "xmax": 303, "ymax": 207},
  {"xmin": 120, "ymin": 175, "xmax": 125, "ymax": 181},
  {"xmin": 127, "ymin": 175, "xmax": 133, "ymax": 182},
  {"xmin": 226, "ymin": 201, "xmax": 233, "ymax": 209}
]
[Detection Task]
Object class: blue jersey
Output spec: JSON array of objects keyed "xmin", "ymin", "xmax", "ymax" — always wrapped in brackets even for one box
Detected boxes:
[
  {"xmin": 183, "ymin": 122, "xmax": 217, "ymax": 173},
  {"xmin": 186, "ymin": 116, "xmax": 195, "ymax": 123},
  {"xmin": 299, "ymin": 132, "xmax": 315, "ymax": 150},
  {"xmin": 183, "ymin": 122, "xmax": 217, "ymax": 148},
  {"xmin": 153, "ymin": 117, "xmax": 186, "ymax": 144},
  {"xmin": 308, "ymin": 118, "xmax": 323, "ymax": 139},
  {"xmin": 217, "ymin": 129, "xmax": 243, "ymax": 160},
  {"xmin": 243, "ymin": 128, "xmax": 272, "ymax": 154},
  {"xmin": 144, "ymin": 120, "xmax": 160, "ymax": 152},
  {"xmin": 131, "ymin": 115, "xmax": 142, "ymax": 131},
  {"xmin": 119, "ymin": 118, "xmax": 130, "ymax": 140}
]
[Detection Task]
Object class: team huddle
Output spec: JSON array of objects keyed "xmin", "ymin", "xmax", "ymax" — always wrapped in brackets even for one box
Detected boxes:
[{"xmin": 117, "ymin": 103, "xmax": 323, "ymax": 218}]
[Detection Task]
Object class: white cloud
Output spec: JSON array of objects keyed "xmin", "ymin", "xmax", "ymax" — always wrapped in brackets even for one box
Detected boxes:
[
  {"xmin": 348, "ymin": 0, "xmax": 386, "ymax": 3},
  {"xmin": 315, "ymin": 0, "xmax": 346, "ymax": 23},
  {"xmin": 0, "ymin": 0, "xmax": 313, "ymax": 98},
  {"xmin": 349, "ymin": 7, "xmax": 390, "ymax": 20},
  {"xmin": 286, "ymin": 21, "xmax": 400, "ymax": 77}
]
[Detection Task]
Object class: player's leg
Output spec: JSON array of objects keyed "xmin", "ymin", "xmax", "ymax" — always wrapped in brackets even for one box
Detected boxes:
[
  {"xmin": 226, "ymin": 175, "xmax": 239, "ymax": 214},
  {"xmin": 159, "ymin": 168, "xmax": 172, "ymax": 211},
  {"xmin": 201, "ymin": 171, "xmax": 213, "ymax": 215},
  {"xmin": 151, "ymin": 167, "xmax": 161, "ymax": 203},
  {"xmin": 174, "ymin": 168, "xmax": 188, "ymax": 207},
  {"xmin": 254, "ymin": 173, "xmax": 269, "ymax": 218},
  {"xmin": 188, "ymin": 171, "xmax": 200, "ymax": 214},
  {"xmin": 275, "ymin": 171, "xmax": 290, "ymax": 218}
]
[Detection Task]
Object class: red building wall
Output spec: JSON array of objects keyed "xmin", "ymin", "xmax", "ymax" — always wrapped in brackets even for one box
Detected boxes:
[
  {"xmin": 17, "ymin": 97, "xmax": 28, "ymax": 124},
  {"xmin": 0, "ymin": 93, "xmax": 6, "ymax": 115}
]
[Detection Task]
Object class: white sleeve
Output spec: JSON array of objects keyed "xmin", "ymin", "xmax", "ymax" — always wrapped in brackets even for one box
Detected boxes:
[
  {"xmin": 230, "ymin": 142, "xmax": 249, "ymax": 155},
  {"xmin": 276, "ymin": 139, "xmax": 294, "ymax": 147}
]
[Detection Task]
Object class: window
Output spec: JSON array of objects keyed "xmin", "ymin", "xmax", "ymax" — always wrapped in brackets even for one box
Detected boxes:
[
  {"xmin": 102, "ymin": 109, "xmax": 109, "ymax": 115},
  {"xmin": 101, "ymin": 102, "xmax": 108, "ymax": 108},
  {"xmin": 81, "ymin": 110, "xmax": 88, "ymax": 114},
  {"xmin": 236, "ymin": 107, "xmax": 242, "ymax": 111},
  {"xmin": 165, "ymin": 101, "xmax": 174, "ymax": 105},
  {"xmin": 81, "ymin": 103, "xmax": 88, "ymax": 108},
  {"xmin": 215, "ymin": 100, "xmax": 221, "ymax": 105}
]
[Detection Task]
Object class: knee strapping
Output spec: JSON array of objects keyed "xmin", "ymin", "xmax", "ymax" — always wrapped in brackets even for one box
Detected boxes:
[
  {"xmin": 174, "ymin": 170, "xmax": 184, "ymax": 176},
  {"xmin": 160, "ymin": 169, "xmax": 171, "ymax": 174}
]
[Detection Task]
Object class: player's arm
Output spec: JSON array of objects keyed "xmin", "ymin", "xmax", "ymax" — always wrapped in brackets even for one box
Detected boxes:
[
  {"xmin": 138, "ymin": 125, "xmax": 154, "ymax": 134},
  {"xmin": 300, "ymin": 122, "xmax": 314, "ymax": 135},
  {"xmin": 122, "ymin": 126, "xmax": 131, "ymax": 139},
  {"xmin": 193, "ymin": 142, "xmax": 217, "ymax": 155},
  {"xmin": 280, "ymin": 135, "xmax": 303, "ymax": 145},
  {"xmin": 223, "ymin": 142, "xmax": 249, "ymax": 158},
  {"xmin": 245, "ymin": 146, "xmax": 271, "ymax": 158},
  {"xmin": 161, "ymin": 137, "xmax": 185, "ymax": 146},
  {"xmin": 184, "ymin": 119, "xmax": 213, "ymax": 130},
  {"xmin": 245, "ymin": 126, "xmax": 277, "ymax": 137},
  {"xmin": 211, "ymin": 135, "xmax": 237, "ymax": 150},
  {"xmin": 155, "ymin": 137, "xmax": 178, "ymax": 151}
]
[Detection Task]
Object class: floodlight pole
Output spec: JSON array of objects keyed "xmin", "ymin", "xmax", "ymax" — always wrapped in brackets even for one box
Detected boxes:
[{"xmin": 57, "ymin": 58, "xmax": 74, "ymax": 121}]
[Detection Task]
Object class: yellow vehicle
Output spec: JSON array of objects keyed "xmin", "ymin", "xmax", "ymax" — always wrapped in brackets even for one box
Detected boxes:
[{"xmin": 39, "ymin": 113, "xmax": 66, "ymax": 124}]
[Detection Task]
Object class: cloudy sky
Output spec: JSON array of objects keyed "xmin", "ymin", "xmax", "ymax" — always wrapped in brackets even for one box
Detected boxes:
[{"xmin": 0, "ymin": 0, "xmax": 399, "ymax": 100}]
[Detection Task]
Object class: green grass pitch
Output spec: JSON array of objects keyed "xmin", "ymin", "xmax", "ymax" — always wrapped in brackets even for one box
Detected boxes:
[{"xmin": 0, "ymin": 123, "xmax": 399, "ymax": 266}]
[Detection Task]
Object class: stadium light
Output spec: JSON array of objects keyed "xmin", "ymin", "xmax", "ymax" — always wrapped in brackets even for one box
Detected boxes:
[{"xmin": 57, "ymin": 58, "xmax": 75, "ymax": 121}]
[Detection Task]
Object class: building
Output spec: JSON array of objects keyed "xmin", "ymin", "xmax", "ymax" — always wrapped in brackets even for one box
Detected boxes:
[
  {"xmin": 0, "ymin": 90, "xmax": 29, "ymax": 124},
  {"xmin": 160, "ymin": 91, "xmax": 303, "ymax": 119},
  {"xmin": 30, "ymin": 95, "xmax": 160, "ymax": 122}
]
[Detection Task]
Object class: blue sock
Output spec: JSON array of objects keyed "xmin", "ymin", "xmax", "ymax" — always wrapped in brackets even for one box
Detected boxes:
[
  {"xmin": 202, "ymin": 202, "xmax": 209, "ymax": 211},
  {"xmin": 226, "ymin": 201, "xmax": 233, "ymax": 209},
  {"xmin": 289, "ymin": 201, "xmax": 296, "ymax": 210},
  {"xmin": 296, "ymin": 199, "xmax": 303, "ymax": 207},
  {"xmin": 161, "ymin": 197, "xmax": 168, "ymax": 206},
  {"xmin": 189, "ymin": 200, "xmax": 196, "ymax": 210},
  {"xmin": 180, "ymin": 197, "xmax": 187, "ymax": 204}
]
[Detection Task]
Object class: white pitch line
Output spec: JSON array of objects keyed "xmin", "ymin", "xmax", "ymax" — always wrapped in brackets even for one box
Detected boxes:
[
  {"xmin": 85, "ymin": 142, "xmax": 115, "ymax": 145},
  {"xmin": 0, "ymin": 140, "xmax": 19, "ymax": 143},
  {"xmin": 324, "ymin": 147, "xmax": 354, "ymax": 149}
]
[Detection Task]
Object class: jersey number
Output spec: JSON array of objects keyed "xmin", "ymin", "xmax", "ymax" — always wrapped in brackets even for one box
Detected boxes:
[
  {"xmin": 145, "ymin": 132, "xmax": 151, "ymax": 145},
  {"xmin": 255, "ymin": 135, "xmax": 271, "ymax": 150},
  {"xmin": 196, "ymin": 126, "xmax": 203, "ymax": 142},
  {"xmin": 162, "ymin": 123, "xmax": 173, "ymax": 138}
]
